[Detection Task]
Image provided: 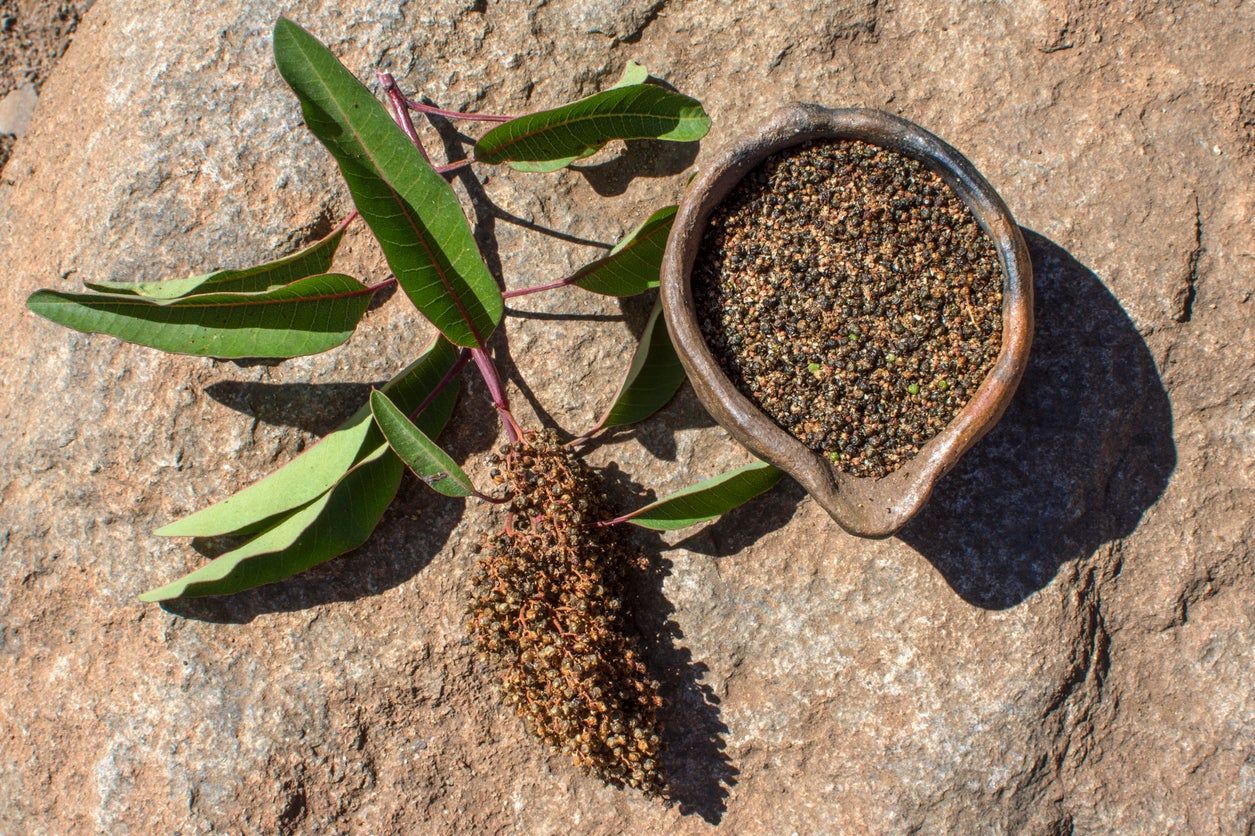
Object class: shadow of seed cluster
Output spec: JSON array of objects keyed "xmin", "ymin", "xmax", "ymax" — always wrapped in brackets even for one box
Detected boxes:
[
  {"xmin": 468, "ymin": 430, "xmax": 664, "ymax": 796},
  {"xmin": 693, "ymin": 139, "xmax": 1004, "ymax": 477}
]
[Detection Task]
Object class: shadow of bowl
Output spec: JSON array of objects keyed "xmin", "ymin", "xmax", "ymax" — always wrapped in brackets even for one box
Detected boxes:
[
  {"xmin": 898, "ymin": 229, "xmax": 1175, "ymax": 609},
  {"xmin": 661, "ymin": 103, "xmax": 1033, "ymax": 537}
]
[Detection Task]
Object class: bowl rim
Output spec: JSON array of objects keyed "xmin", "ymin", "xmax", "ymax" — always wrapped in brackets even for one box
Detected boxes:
[{"xmin": 660, "ymin": 103, "xmax": 1034, "ymax": 538}]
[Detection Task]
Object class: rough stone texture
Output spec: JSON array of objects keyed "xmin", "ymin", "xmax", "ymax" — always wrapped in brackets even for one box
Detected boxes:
[
  {"xmin": 0, "ymin": 0, "xmax": 89, "ymax": 94},
  {"xmin": 0, "ymin": 0, "xmax": 91, "ymax": 170},
  {"xmin": 0, "ymin": 83, "xmax": 38, "ymax": 136},
  {"xmin": 0, "ymin": 0, "xmax": 1251, "ymax": 832}
]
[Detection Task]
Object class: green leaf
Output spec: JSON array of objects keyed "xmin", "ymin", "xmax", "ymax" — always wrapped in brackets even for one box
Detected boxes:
[
  {"xmin": 157, "ymin": 338, "xmax": 462, "ymax": 538},
  {"xmin": 84, "ymin": 222, "xmax": 348, "ymax": 300},
  {"xmin": 598, "ymin": 297, "xmax": 685, "ymax": 431},
  {"xmin": 622, "ymin": 460, "xmax": 784, "ymax": 531},
  {"xmin": 139, "ymin": 446, "xmax": 403, "ymax": 601},
  {"xmin": 26, "ymin": 273, "xmax": 372, "ymax": 359},
  {"xmin": 610, "ymin": 60, "xmax": 649, "ymax": 89},
  {"xmin": 474, "ymin": 84, "xmax": 710, "ymax": 172},
  {"xmin": 571, "ymin": 205, "xmax": 677, "ymax": 296},
  {"xmin": 506, "ymin": 156, "xmax": 591, "ymax": 174},
  {"xmin": 272, "ymin": 18, "xmax": 502, "ymax": 348},
  {"xmin": 370, "ymin": 390, "xmax": 474, "ymax": 498}
]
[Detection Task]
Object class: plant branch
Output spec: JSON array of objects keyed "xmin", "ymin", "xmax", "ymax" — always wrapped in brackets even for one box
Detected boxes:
[
  {"xmin": 435, "ymin": 158, "xmax": 473, "ymax": 175},
  {"xmin": 567, "ymin": 427, "xmax": 600, "ymax": 448},
  {"xmin": 405, "ymin": 98, "xmax": 513, "ymax": 123},
  {"xmin": 334, "ymin": 210, "xmax": 360, "ymax": 232},
  {"xmin": 377, "ymin": 72, "xmax": 430, "ymax": 163},
  {"xmin": 502, "ymin": 276, "xmax": 580, "ymax": 299},
  {"xmin": 380, "ymin": 73, "xmax": 524, "ymax": 445},
  {"xmin": 472, "ymin": 347, "xmax": 522, "ymax": 442},
  {"xmin": 473, "ymin": 489, "xmax": 511, "ymax": 505}
]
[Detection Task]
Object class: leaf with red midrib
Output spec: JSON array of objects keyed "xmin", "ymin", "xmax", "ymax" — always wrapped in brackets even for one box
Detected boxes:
[{"xmin": 273, "ymin": 18, "xmax": 503, "ymax": 348}]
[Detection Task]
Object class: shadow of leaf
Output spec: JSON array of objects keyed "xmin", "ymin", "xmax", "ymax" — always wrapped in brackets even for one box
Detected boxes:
[
  {"xmin": 205, "ymin": 380, "xmax": 376, "ymax": 435},
  {"xmin": 631, "ymin": 546, "xmax": 738, "ymax": 823},
  {"xmin": 161, "ymin": 385, "xmax": 501, "ymax": 624},
  {"xmin": 574, "ymin": 137, "xmax": 702, "ymax": 197}
]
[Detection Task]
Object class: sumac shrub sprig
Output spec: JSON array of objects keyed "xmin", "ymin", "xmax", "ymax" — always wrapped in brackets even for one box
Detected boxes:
[{"xmin": 26, "ymin": 18, "xmax": 783, "ymax": 796}]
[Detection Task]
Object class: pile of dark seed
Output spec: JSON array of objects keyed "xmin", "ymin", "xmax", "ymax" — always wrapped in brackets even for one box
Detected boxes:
[
  {"xmin": 468, "ymin": 430, "xmax": 665, "ymax": 796},
  {"xmin": 693, "ymin": 138, "xmax": 1004, "ymax": 478}
]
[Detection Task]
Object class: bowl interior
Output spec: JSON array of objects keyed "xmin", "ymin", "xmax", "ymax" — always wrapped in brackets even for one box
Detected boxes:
[{"xmin": 661, "ymin": 104, "xmax": 1033, "ymax": 538}]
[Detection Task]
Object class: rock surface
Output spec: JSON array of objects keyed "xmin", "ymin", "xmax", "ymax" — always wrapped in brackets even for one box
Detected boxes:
[
  {"xmin": 0, "ymin": 84, "xmax": 37, "ymax": 136},
  {"xmin": 1, "ymin": 0, "xmax": 1252, "ymax": 832},
  {"xmin": 0, "ymin": 0, "xmax": 90, "ymax": 170}
]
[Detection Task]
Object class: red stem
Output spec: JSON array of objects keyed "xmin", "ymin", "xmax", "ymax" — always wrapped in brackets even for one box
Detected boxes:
[
  {"xmin": 567, "ymin": 428, "xmax": 598, "ymax": 448},
  {"xmin": 377, "ymin": 72, "xmax": 430, "ymax": 163},
  {"xmin": 435, "ymin": 158, "xmax": 473, "ymax": 175},
  {"xmin": 502, "ymin": 276, "xmax": 578, "ymax": 299},
  {"xmin": 472, "ymin": 348, "xmax": 521, "ymax": 442},
  {"xmin": 334, "ymin": 210, "xmax": 360, "ymax": 232},
  {"xmin": 379, "ymin": 73, "xmax": 525, "ymax": 445},
  {"xmin": 405, "ymin": 99, "xmax": 513, "ymax": 123}
]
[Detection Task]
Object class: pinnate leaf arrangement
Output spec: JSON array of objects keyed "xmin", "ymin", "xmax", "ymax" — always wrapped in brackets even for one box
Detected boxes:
[{"xmin": 25, "ymin": 18, "xmax": 783, "ymax": 797}]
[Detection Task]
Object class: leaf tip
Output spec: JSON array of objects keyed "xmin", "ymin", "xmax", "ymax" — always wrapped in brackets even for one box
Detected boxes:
[
  {"xmin": 137, "ymin": 587, "xmax": 171, "ymax": 603},
  {"xmin": 368, "ymin": 388, "xmax": 393, "ymax": 418},
  {"xmin": 272, "ymin": 17, "xmax": 310, "ymax": 60},
  {"xmin": 25, "ymin": 288, "xmax": 56, "ymax": 311}
]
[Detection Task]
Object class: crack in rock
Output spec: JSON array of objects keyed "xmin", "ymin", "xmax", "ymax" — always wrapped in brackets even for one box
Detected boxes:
[{"xmin": 1174, "ymin": 194, "xmax": 1203, "ymax": 323}]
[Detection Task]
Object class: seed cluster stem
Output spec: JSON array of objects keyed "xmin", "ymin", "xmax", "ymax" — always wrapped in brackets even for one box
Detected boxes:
[{"xmin": 472, "ymin": 347, "xmax": 522, "ymax": 442}]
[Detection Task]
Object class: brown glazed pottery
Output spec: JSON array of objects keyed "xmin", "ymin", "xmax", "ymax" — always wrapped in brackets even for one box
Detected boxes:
[{"xmin": 661, "ymin": 104, "xmax": 1034, "ymax": 538}]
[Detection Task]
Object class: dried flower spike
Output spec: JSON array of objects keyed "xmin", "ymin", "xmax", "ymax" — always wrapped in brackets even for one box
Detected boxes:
[{"xmin": 468, "ymin": 431, "xmax": 664, "ymax": 796}]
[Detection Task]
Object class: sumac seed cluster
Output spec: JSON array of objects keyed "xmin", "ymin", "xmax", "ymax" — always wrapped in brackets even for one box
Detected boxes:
[{"xmin": 468, "ymin": 431, "xmax": 664, "ymax": 795}]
